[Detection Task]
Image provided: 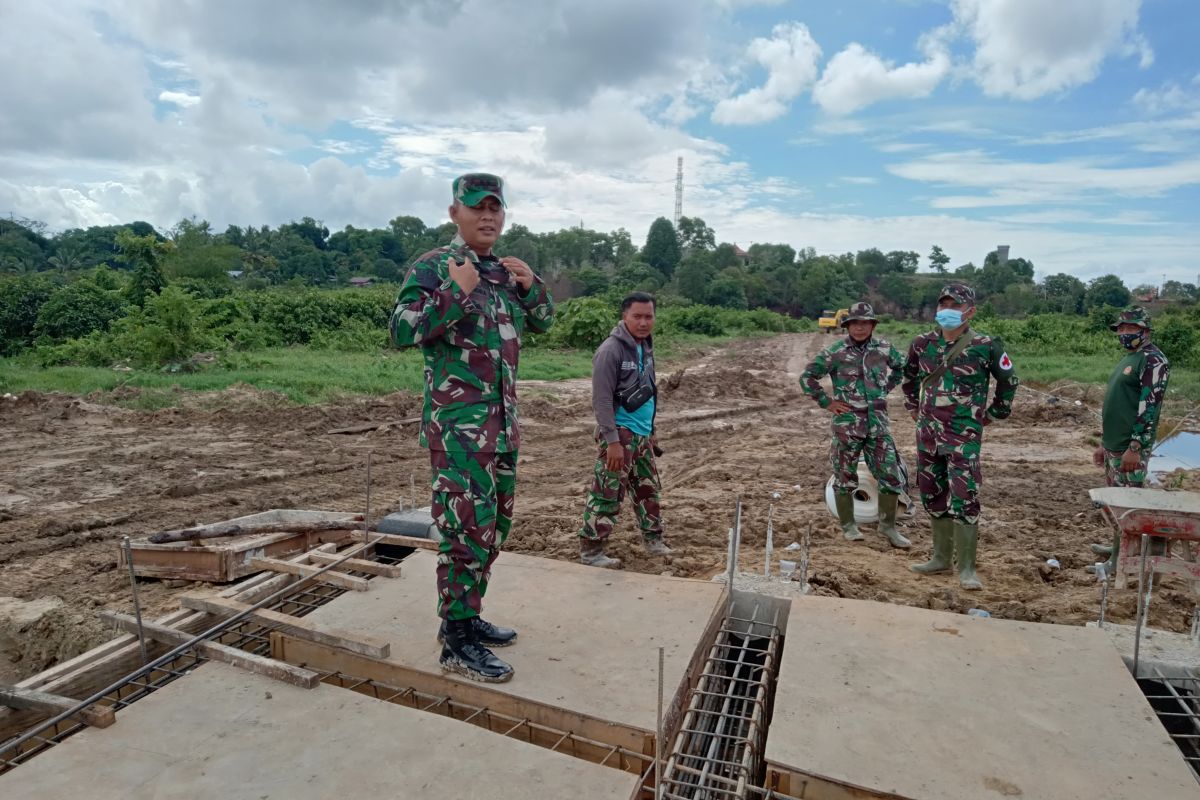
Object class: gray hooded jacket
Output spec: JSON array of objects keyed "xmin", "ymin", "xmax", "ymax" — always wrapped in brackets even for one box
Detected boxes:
[{"xmin": 591, "ymin": 321, "xmax": 656, "ymax": 444}]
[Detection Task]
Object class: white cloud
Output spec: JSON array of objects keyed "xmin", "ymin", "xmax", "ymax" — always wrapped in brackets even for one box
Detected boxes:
[
  {"xmin": 712, "ymin": 23, "xmax": 822, "ymax": 125},
  {"xmin": 841, "ymin": 176, "xmax": 878, "ymax": 185},
  {"xmin": 953, "ymin": 0, "xmax": 1150, "ymax": 99},
  {"xmin": 812, "ymin": 42, "xmax": 950, "ymax": 116},
  {"xmin": 1133, "ymin": 77, "xmax": 1200, "ymax": 115},
  {"xmin": 888, "ymin": 150, "xmax": 1200, "ymax": 206},
  {"xmin": 158, "ymin": 91, "xmax": 201, "ymax": 108}
]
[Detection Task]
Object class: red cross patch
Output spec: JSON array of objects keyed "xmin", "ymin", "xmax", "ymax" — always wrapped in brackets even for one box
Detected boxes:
[{"xmin": 999, "ymin": 352, "xmax": 1012, "ymax": 370}]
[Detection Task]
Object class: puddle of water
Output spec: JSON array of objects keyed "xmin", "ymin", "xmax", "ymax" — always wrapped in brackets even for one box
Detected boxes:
[{"xmin": 1149, "ymin": 430, "xmax": 1200, "ymax": 477}]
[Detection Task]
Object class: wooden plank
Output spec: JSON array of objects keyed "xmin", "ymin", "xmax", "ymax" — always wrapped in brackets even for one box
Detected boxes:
[
  {"xmin": 0, "ymin": 685, "xmax": 116, "ymax": 729},
  {"xmin": 306, "ymin": 551, "xmax": 402, "ymax": 578},
  {"xmin": 148, "ymin": 518, "xmax": 364, "ymax": 544},
  {"xmin": 248, "ymin": 557, "xmax": 370, "ymax": 592},
  {"xmin": 272, "ymin": 634, "xmax": 648, "ymax": 755},
  {"xmin": 351, "ymin": 530, "xmax": 437, "ymax": 551},
  {"xmin": 178, "ymin": 595, "xmax": 391, "ymax": 659},
  {"xmin": 768, "ymin": 767, "xmax": 907, "ymax": 799},
  {"xmin": 100, "ymin": 612, "xmax": 320, "ymax": 689}
]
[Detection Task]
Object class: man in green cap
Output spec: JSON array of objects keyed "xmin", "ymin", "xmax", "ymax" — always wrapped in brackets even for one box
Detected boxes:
[
  {"xmin": 1089, "ymin": 307, "xmax": 1170, "ymax": 573},
  {"xmin": 390, "ymin": 173, "xmax": 555, "ymax": 683},
  {"xmin": 801, "ymin": 301, "xmax": 910, "ymax": 548},
  {"xmin": 902, "ymin": 283, "xmax": 1018, "ymax": 591}
]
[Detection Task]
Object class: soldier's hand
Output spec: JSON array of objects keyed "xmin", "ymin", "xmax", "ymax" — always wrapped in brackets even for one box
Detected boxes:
[
  {"xmin": 1120, "ymin": 448, "xmax": 1141, "ymax": 472},
  {"xmin": 499, "ymin": 256, "xmax": 535, "ymax": 290},
  {"xmin": 449, "ymin": 254, "xmax": 479, "ymax": 294},
  {"xmin": 828, "ymin": 400, "xmax": 852, "ymax": 415},
  {"xmin": 1092, "ymin": 446, "xmax": 1105, "ymax": 467},
  {"xmin": 604, "ymin": 443, "xmax": 626, "ymax": 473}
]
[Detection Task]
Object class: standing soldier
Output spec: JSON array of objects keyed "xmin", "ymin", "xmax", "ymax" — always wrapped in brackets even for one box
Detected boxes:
[
  {"xmin": 1090, "ymin": 307, "xmax": 1170, "ymax": 573},
  {"xmin": 902, "ymin": 283, "xmax": 1018, "ymax": 591},
  {"xmin": 578, "ymin": 292, "xmax": 671, "ymax": 568},
  {"xmin": 390, "ymin": 173, "xmax": 554, "ymax": 683},
  {"xmin": 801, "ymin": 302, "xmax": 910, "ymax": 548}
]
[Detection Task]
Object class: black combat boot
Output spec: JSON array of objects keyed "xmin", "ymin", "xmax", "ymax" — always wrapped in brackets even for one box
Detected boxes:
[
  {"xmin": 439, "ymin": 618, "xmax": 514, "ymax": 683},
  {"xmin": 437, "ymin": 617, "xmax": 518, "ymax": 647}
]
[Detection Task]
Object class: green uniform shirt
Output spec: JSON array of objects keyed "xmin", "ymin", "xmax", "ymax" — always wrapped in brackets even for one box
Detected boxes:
[{"xmin": 1101, "ymin": 343, "xmax": 1170, "ymax": 453}]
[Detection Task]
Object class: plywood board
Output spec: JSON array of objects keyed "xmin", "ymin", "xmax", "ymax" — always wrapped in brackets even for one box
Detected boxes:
[
  {"xmin": 0, "ymin": 663, "xmax": 638, "ymax": 799},
  {"xmin": 302, "ymin": 550, "xmax": 725, "ymax": 736},
  {"xmin": 766, "ymin": 596, "xmax": 1197, "ymax": 800}
]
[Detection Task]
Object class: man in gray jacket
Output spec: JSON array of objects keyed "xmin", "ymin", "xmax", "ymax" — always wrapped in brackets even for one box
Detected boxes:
[{"xmin": 577, "ymin": 292, "xmax": 671, "ymax": 569}]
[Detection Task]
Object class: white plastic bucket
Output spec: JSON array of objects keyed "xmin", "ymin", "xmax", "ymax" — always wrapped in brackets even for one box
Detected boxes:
[{"xmin": 824, "ymin": 465, "xmax": 914, "ymax": 523}]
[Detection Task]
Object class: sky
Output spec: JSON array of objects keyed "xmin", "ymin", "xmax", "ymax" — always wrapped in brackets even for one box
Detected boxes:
[{"xmin": 1, "ymin": 0, "xmax": 1198, "ymax": 284}]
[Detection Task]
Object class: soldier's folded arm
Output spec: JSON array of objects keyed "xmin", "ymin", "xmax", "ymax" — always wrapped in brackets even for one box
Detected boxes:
[
  {"xmin": 1131, "ymin": 354, "xmax": 1170, "ymax": 450},
  {"xmin": 800, "ymin": 355, "xmax": 832, "ymax": 408},
  {"xmin": 388, "ymin": 257, "xmax": 478, "ymax": 346},
  {"xmin": 516, "ymin": 276, "xmax": 555, "ymax": 334},
  {"xmin": 900, "ymin": 342, "xmax": 921, "ymax": 411},
  {"xmin": 985, "ymin": 338, "xmax": 1018, "ymax": 421},
  {"xmin": 885, "ymin": 344, "xmax": 905, "ymax": 393}
]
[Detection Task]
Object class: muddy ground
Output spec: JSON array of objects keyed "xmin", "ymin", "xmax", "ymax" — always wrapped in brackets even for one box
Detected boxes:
[{"xmin": 1, "ymin": 333, "xmax": 1194, "ymax": 683}]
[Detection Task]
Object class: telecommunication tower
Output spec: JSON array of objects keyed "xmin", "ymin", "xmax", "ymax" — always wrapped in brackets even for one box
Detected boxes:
[{"xmin": 673, "ymin": 156, "xmax": 683, "ymax": 228}]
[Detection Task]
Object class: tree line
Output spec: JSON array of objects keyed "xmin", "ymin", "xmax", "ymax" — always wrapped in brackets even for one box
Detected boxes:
[{"xmin": 0, "ymin": 212, "xmax": 1175, "ymax": 325}]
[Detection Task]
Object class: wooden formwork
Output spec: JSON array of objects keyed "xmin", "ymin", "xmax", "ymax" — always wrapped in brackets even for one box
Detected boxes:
[{"xmin": 118, "ymin": 509, "xmax": 359, "ymax": 582}]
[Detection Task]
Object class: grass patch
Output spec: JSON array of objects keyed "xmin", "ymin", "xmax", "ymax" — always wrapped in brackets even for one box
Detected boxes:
[{"xmin": 0, "ymin": 346, "xmax": 598, "ymax": 406}]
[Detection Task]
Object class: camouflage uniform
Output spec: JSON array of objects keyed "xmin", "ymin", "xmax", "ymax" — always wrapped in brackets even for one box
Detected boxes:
[
  {"xmin": 901, "ymin": 286, "xmax": 1018, "ymax": 523},
  {"xmin": 1101, "ymin": 307, "xmax": 1170, "ymax": 488},
  {"xmin": 390, "ymin": 193, "xmax": 554, "ymax": 621},
  {"xmin": 579, "ymin": 427, "xmax": 663, "ymax": 541},
  {"xmin": 801, "ymin": 308, "xmax": 905, "ymax": 495}
]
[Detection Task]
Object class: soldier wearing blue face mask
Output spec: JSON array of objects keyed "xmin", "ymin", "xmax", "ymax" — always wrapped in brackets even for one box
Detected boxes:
[{"xmin": 901, "ymin": 283, "xmax": 1018, "ymax": 591}]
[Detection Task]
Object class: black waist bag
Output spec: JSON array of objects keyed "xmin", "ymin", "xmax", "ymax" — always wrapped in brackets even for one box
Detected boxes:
[{"xmin": 616, "ymin": 372, "xmax": 656, "ymax": 412}]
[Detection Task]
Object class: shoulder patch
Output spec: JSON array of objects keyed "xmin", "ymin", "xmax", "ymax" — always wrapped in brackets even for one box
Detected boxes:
[{"xmin": 999, "ymin": 352, "xmax": 1012, "ymax": 370}]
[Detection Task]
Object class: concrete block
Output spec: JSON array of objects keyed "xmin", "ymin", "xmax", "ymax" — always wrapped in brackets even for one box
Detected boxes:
[{"xmin": 375, "ymin": 507, "xmax": 436, "ymax": 539}]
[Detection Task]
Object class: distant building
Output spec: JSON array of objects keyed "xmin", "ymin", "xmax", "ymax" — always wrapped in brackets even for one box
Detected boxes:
[
  {"xmin": 732, "ymin": 244, "xmax": 750, "ymax": 266},
  {"xmin": 226, "ymin": 270, "xmax": 244, "ymax": 279},
  {"xmin": 349, "ymin": 276, "xmax": 375, "ymax": 287}
]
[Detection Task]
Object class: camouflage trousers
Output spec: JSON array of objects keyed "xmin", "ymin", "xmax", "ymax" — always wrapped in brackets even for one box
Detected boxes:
[
  {"xmin": 429, "ymin": 448, "xmax": 516, "ymax": 622},
  {"xmin": 579, "ymin": 428, "xmax": 663, "ymax": 541},
  {"xmin": 829, "ymin": 413, "xmax": 904, "ymax": 495},
  {"xmin": 916, "ymin": 428, "xmax": 982, "ymax": 523},
  {"xmin": 1104, "ymin": 448, "xmax": 1146, "ymax": 488}
]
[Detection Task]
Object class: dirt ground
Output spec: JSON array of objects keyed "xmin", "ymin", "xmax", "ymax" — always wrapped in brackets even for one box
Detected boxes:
[{"xmin": 1, "ymin": 332, "xmax": 1195, "ymax": 683}]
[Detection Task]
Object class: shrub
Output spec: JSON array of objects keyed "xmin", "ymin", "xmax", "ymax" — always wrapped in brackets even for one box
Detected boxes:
[
  {"xmin": 33, "ymin": 280, "xmax": 127, "ymax": 341},
  {"xmin": 659, "ymin": 306, "xmax": 726, "ymax": 336},
  {"xmin": 544, "ymin": 296, "xmax": 615, "ymax": 349},
  {"xmin": 0, "ymin": 274, "xmax": 59, "ymax": 354}
]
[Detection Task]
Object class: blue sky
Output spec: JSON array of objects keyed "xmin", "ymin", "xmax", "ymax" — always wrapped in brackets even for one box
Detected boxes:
[{"xmin": 1, "ymin": 0, "xmax": 1198, "ymax": 284}]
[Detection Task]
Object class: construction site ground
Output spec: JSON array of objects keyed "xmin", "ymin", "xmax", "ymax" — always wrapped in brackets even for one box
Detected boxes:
[{"xmin": 1, "ymin": 332, "xmax": 1195, "ymax": 686}]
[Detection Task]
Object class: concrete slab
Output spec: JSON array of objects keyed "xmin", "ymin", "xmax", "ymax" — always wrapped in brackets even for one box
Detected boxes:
[
  {"xmin": 303, "ymin": 549, "xmax": 725, "ymax": 735},
  {"xmin": 0, "ymin": 662, "xmax": 638, "ymax": 800},
  {"xmin": 767, "ymin": 596, "xmax": 1197, "ymax": 800},
  {"xmin": 1089, "ymin": 621, "xmax": 1200, "ymax": 681}
]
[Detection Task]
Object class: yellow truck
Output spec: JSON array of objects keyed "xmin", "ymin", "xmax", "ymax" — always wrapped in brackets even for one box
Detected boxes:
[{"xmin": 818, "ymin": 308, "xmax": 849, "ymax": 334}]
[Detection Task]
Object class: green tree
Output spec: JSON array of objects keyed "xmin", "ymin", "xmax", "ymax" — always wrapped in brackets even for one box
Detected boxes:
[
  {"xmin": 642, "ymin": 217, "xmax": 681, "ymax": 278},
  {"xmin": 0, "ymin": 274, "xmax": 58, "ymax": 354},
  {"xmin": 117, "ymin": 230, "xmax": 173, "ymax": 306},
  {"xmin": 674, "ymin": 251, "xmax": 716, "ymax": 303},
  {"xmin": 1085, "ymin": 274, "xmax": 1131, "ymax": 310},
  {"xmin": 676, "ymin": 216, "xmax": 716, "ymax": 252},
  {"xmin": 1041, "ymin": 273, "xmax": 1086, "ymax": 314},
  {"xmin": 929, "ymin": 245, "xmax": 950, "ymax": 274},
  {"xmin": 855, "ymin": 248, "xmax": 888, "ymax": 280},
  {"xmin": 705, "ymin": 269, "xmax": 748, "ymax": 309},
  {"xmin": 885, "ymin": 250, "xmax": 920, "ymax": 274},
  {"xmin": 746, "ymin": 243, "xmax": 795, "ymax": 273},
  {"xmin": 1162, "ymin": 280, "xmax": 1198, "ymax": 301},
  {"xmin": 570, "ymin": 266, "xmax": 610, "ymax": 296}
]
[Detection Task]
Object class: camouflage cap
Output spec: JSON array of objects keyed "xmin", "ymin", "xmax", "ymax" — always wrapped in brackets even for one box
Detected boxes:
[
  {"xmin": 1109, "ymin": 306, "xmax": 1152, "ymax": 331},
  {"xmin": 938, "ymin": 282, "xmax": 976, "ymax": 306},
  {"xmin": 452, "ymin": 173, "xmax": 506, "ymax": 208},
  {"xmin": 842, "ymin": 301, "xmax": 877, "ymax": 326}
]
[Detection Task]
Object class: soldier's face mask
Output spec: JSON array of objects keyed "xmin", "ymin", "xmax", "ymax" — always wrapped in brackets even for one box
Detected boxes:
[
  {"xmin": 1118, "ymin": 331, "xmax": 1145, "ymax": 350},
  {"xmin": 935, "ymin": 308, "xmax": 964, "ymax": 329}
]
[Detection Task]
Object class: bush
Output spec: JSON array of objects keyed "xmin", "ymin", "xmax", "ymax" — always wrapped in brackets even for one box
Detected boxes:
[
  {"xmin": 659, "ymin": 306, "xmax": 726, "ymax": 336},
  {"xmin": 543, "ymin": 296, "xmax": 615, "ymax": 349},
  {"xmin": 33, "ymin": 280, "xmax": 127, "ymax": 341},
  {"xmin": 0, "ymin": 274, "xmax": 59, "ymax": 355}
]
